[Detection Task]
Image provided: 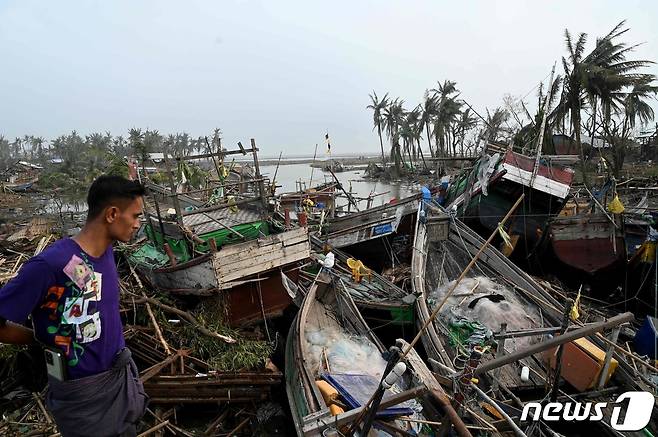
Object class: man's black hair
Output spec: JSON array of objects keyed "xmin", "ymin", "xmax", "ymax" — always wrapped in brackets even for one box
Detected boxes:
[{"xmin": 87, "ymin": 175, "xmax": 146, "ymax": 220}]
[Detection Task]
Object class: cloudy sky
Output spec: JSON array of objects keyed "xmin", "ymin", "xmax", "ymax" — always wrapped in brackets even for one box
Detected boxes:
[{"xmin": 1, "ymin": 0, "xmax": 657, "ymax": 156}]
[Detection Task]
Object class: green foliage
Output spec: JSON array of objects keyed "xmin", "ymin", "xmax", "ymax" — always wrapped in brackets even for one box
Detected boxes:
[
  {"xmin": 38, "ymin": 170, "xmax": 78, "ymax": 190},
  {"xmin": 161, "ymin": 297, "xmax": 274, "ymax": 372},
  {"xmin": 105, "ymin": 157, "xmax": 129, "ymax": 178}
]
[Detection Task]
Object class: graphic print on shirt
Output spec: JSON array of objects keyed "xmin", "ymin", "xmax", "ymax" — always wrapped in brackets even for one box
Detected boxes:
[{"xmin": 40, "ymin": 253, "xmax": 103, "ymax": 366}]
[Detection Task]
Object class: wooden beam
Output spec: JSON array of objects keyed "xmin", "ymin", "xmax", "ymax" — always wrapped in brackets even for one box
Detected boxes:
[
  {"xmin": 302, "ymin": 386, "xmax": 426, "ymax": 434},
  {"xmin": 173, "ymin": 148, "xmax": 257, "ymax": 161}
]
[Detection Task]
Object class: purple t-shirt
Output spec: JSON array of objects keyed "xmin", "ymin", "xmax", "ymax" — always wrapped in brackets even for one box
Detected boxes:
[{"xmin": 0, "ymin": 238, "xmax": 125, "ymax": 379}]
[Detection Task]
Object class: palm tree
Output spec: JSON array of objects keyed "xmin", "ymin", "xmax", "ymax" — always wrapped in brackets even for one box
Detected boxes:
[
  {"xmin": 367, "ymin": 91, "xmax": 389, "ymax": 164},
  {"xmin": 431, "ymin": 80, "xmax": 462, "ymax": 157},
  {"xmin": 128, "ymin": 128, "xmax": 147, "ymax": 174},
  {"xmin": 558, "ymin": 20, "xmax": 654, "ymax": 184},
  {"xmin": 399, "ymin": 115, "xmax": 416, "ymax": 171},
  {"xmin": 623, "ymin": 78, "xmax": 658, "ymax": 132},
  {"xmin": 420, "ymin": 92, "xmax": 438, "ymax": 158},
  {"xmin": 404, "ymin": 107, "xmax": 421, "ymax": 159},
  {"xmin": 454, "ymin": 109, "xmax": 478, "ymax": 156},
  {"xmin": 11, "ymin": 137, "xmax": 22, "ymax": 159},
  {"xmin": 0, "ymin": 135, "xmax": 10, "ymax": 168},
  {"xmin": 482, "ymin": 107, "xmax": 509, "ymax": 144},
  {"xmin": 382, "ymin": 98, "xmax": 406, "ymax": 173}
]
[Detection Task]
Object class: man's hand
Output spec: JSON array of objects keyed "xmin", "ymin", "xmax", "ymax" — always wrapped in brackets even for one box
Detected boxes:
[{"xmin": 0, "ymin": 318, "xmax": 35, "ymax": 345}]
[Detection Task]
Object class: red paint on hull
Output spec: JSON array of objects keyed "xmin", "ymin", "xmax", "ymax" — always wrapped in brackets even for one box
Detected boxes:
[{"xmin": 551, "ymin": 238, "xmax": 625, "ymax": 274}]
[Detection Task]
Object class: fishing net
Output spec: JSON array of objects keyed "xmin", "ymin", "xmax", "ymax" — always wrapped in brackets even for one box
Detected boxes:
[
  {"xmin": 304, "ymin": 327, "xmax": 387, "ymax": 379},
  {"xmin": 425, "ymin": 239, "xmax": 543, "ymax": 353}
]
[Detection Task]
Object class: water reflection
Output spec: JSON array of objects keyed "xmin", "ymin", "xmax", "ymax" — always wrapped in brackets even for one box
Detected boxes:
[{"xmin": 260, "ymin": 163, "xmax": 418, "ymax": 208}]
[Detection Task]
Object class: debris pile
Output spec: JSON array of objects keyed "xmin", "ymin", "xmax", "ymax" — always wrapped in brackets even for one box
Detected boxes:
[{"xmin": 0, "ymin": 233, "xmax": 286, "ymax": 436}]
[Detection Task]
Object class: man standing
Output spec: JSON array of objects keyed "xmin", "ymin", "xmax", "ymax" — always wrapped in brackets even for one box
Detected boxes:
[{"xmin": 0, "ymin": 175, "xmax": 148, "ymax": 436}]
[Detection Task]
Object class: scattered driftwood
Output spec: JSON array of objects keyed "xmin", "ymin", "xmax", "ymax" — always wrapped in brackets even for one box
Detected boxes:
[{"xmin": 127, "ymin": 292, "xmax": 236, "ymax": 344}]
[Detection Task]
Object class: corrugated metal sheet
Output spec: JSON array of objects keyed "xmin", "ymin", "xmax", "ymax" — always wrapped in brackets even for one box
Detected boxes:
[{"xmin": 183, "ymin": 208, "xmax": 262, "ymax": 235}]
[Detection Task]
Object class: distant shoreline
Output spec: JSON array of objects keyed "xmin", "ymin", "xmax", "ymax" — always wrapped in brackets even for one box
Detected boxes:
[{"xmin": 255, "ymin": 155, "xmax": 383, "ymax": 167}]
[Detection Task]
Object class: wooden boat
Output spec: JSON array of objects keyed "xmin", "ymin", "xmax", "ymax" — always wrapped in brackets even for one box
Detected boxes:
[
  {"xmin": 319, "ymin": 194, "xmax": 420, "ymax": 248},
  {"xmin": 444, "ymin": 148, "xmax": 574, "ymax": 256},
  {"xmin": 300, "ymin": 237, "xmax": 417, "ymax": 324},
  {"xmin": 412, "ymin": 199, "xmax": 658, "ymax": 436},
  {"xmin": 547, "ymin": 213, "xmax": 626, "ymax": 275},
  {"xmin": 129, "ymin": 142, "xmax": 312, "ymax": 327},
  {"xmin": 412, "ymin": 199, "xmax": 564, "ymax": 392},
  {"xmin": 1, "ymin": 161, "xmax": 42, "ymax": 193},
  {"xmin": 278, "ymin": 181, "xmax": 338, "ymax": 220},
  {"xmin": 131, "ymin": 214, "xmax": 310, "ymax": 326},
  {"xmin": 285, "ymin": 270, "xmax": 476, "ymax": 436}
]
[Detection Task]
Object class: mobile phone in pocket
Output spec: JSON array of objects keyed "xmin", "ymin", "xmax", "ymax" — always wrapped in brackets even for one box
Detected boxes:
[{"xmin": 43, "ymin": 347, "xmax": 67, "ymax": 381}]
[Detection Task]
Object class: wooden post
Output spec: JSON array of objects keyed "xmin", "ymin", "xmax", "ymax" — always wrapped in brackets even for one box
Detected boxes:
[
  {"xmin": 284, "ymin": 209, "xmax": 291, "ymax": 228},
  {"xmin": 550, "ymin": 298, "xmax": 573, "ymax": 401},
  {"xmin": 492, "ymin": 323, "xmax": 507, "ymax": 393},
  {"xmin": 250, "ymin": 138, "xmax": 267, "ymax": 209},
  {"xmin": 163, "ymin": 243, "xmax": 177, "ymax": 266},
  {"xmin": 162, "ymin": 152, "xmax": 184, "ymax": 228},
  {"xmin": 597, "ymin": 327, "xmax": 621, "ymax": 389}
]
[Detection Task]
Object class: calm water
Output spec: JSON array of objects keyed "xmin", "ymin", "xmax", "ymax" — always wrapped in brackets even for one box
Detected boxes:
[
  {"xmin": 33, "ymin": 162, "xmax": 418, "ymax": 216},
  {"xmin": 260, "ymin": 163, "xmax": 418, "ymax": 208}
]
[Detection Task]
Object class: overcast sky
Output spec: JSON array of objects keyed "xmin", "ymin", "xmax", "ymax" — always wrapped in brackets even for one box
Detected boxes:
[{"xmin": 1, "ymin": 0, "xmax": 657, "ymax": 156}]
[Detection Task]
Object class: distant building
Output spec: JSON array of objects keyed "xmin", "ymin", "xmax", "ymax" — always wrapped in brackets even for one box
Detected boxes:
[
  {"xmin": 636, "ymin": 124, "xmax": 658, "ymax": 146},
  {"xmin": 1, "ymin": 160, "xmax": 43, "ymax": 191}
]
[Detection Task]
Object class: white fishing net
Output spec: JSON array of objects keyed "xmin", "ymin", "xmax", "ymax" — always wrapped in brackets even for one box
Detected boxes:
[
  {"xmin": 304, "ymin": 327, "xmax": 387, "ymax": 378},
  {"xmin": 429, "ymin": 275, "xmax": 542, "ymax": 351}
]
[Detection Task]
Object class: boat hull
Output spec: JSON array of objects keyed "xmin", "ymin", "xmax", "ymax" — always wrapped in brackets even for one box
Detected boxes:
[
  {"xmin": 548, "ymin": 215, "xmax": 626, "ymax": 275},
  {"xmin": 137, "ymin": 227, "xmax": 311, "ymax": 326}
]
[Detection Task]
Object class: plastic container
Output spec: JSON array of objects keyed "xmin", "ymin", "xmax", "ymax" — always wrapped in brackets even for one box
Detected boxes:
[{"xmin": 634, "ymin": 316, "xmax": 658, "ymax": 359}]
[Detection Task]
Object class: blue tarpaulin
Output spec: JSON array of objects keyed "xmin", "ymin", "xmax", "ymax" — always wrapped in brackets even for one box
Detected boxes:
[{"xmin": 321, "ymin": 373, "xmax": 415, "ymax": 418}]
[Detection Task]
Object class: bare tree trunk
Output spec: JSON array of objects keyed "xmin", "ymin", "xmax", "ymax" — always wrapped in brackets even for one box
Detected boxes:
[{"xmin": 377, "ymin": 125, "xmax": 386, "ymax": 165}]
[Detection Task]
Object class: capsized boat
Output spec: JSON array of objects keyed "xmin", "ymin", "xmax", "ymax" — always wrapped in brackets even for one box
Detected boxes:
[{"xmin": 319, "ymin": 194, "xmax": 420, "ymax": 248}]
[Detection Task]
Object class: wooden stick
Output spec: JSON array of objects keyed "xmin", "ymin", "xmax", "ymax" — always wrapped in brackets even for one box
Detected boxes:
[
  {"xmin": 595, "ymin": 332, "xmax": 658, "ymax": 374},
  {"xmin": 402, "ymin": 194, "xmax": 525, "ymax": 358},
  {"xmin": 32, "ymin": 393, "xmax": 52, "ymax": 424},
  {"xmin": 129, "ymin": 292, "xmax": 236, "ymax": 343},
  {"xmin": 396, "ymin": 417, "xmax": 492, "ymax": 431},
  {"xmin": 137, "ymin": 420, "xmax": 170, "ymax": 437},
  {"xmin": 142, "ymin": 293, "xmax": 171, "ymax": 355},
  {"xmin": 474, "ymin": 312, "xmax": 635, "ymax": 375},
  {"xmin": 227, "ymin": 417, "xmax": 250, "ymax": 437}
]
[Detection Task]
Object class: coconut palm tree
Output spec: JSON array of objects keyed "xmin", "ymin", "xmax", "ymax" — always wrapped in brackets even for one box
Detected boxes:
[
  {"xmin": 558, "ymin": 20, "xmax": 655, "ymax": 184},
  {"xmin": 367, "ymin": 91, "xmax": 390, "ymax": 164},
  {"xmin": 0, "ymin": 135, "xmax": 10, "ymax": 168},
  {"xmin": 431, "ymin": 80, "xmax": 462, "ymax": 157},
  {"xmin": 420, "ymin": 91, "xmax": 438, "ymax": 158},
  {"xmin": 454, "ymin": 109, "xmax": 479, "ymax": 156},
  {"xmin": 623, "ymin": 78, "xmax": 658, "ymax": 132},
  {"xmin": 129, "ymin": 128, "xmax": 147, "ymax": 174},
  {"xmin": 382, "ymin": 98, "xmax": 406, "ymax": 173}
]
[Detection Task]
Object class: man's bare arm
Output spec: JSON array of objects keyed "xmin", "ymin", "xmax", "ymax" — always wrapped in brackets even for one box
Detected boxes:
[{"xmin": 0, "ymin": 318, "xmax": 34, "ymax": 345}]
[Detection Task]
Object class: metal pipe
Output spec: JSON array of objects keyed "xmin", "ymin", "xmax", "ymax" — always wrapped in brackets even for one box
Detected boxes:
[
  {"xmin": 470, "ymin": 382, "xmax": 527, "ymax": 437},
  {"xmin": 474, "ymin": 312, "xmax": 635, "ymax": 375}
]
